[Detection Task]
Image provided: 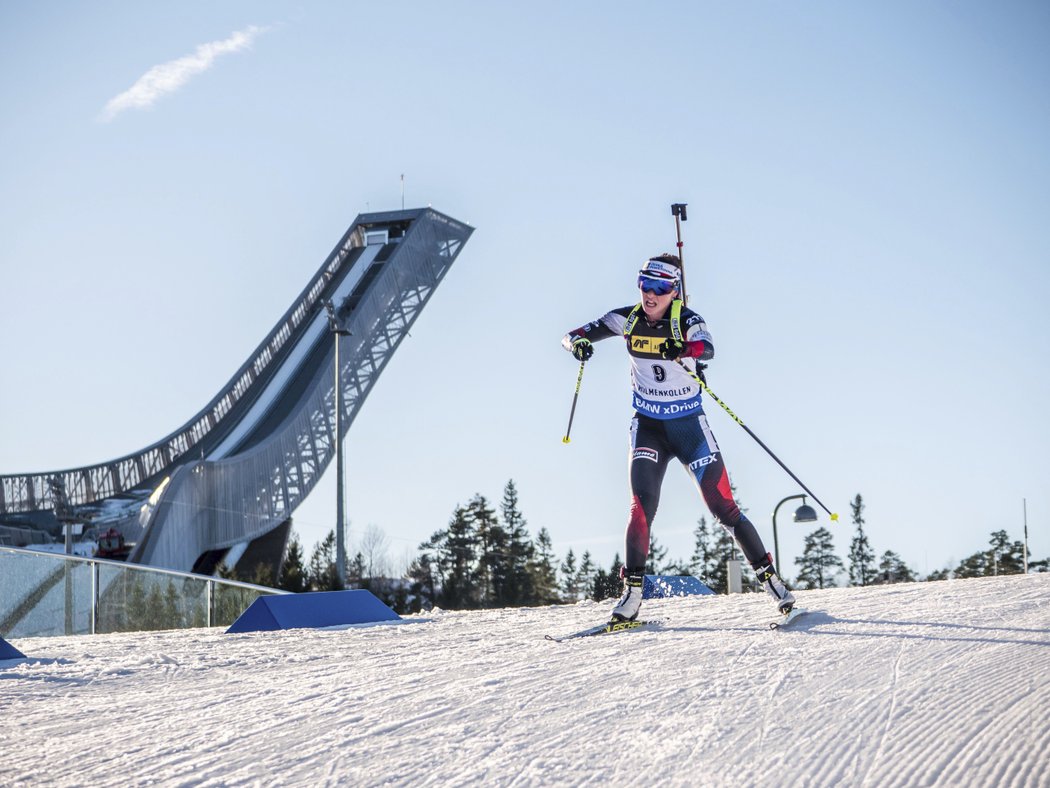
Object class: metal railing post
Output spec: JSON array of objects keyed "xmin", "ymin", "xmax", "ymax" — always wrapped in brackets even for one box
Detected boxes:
[
  {"xmin": 63, "ymin": 559, "xmax": 73, "ymax": 635},
  {"xmin": 91, "ymin": 559, "xmax": 99, "ymax": 635}
]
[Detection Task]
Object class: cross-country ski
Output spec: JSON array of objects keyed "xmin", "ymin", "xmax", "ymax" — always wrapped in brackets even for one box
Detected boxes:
[
  {"xmin": 769, "ymin": 606, "xmax": 811, "ymax": 630},
  {"xmin": 545, "ymin": 618, "xmax": 664, "ymax": 642}
]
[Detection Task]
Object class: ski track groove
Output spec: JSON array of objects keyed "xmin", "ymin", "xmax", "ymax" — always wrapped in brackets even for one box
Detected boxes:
[
  {"xmin": 839, "ymin": 600, "xmax": 1049, "ymax": 787},
  {"xmin": 753, "ymin": 634, "xmax": 803, "ymax": 760},
  {"xmin": 858, "ymin": 640, "xmax": 904, "ymax": 786},
  {"xmin": 929, "ymin": 640, "xmax": 1049, "ymax": 787}
]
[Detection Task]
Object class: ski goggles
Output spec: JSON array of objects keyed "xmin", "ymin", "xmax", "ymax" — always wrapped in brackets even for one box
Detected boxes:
[{"xmin": 637, "ymin": 275, "xmax": 678, "ymax": 295}]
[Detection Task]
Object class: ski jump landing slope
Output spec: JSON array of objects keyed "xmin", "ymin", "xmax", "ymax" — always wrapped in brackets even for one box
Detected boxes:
[
  {"xmin": 0, "ymin": 209, "xmax": 473, "ymax": 573},
  {"xmin": 1, "ymin": 574, "xmax": 1047, "ymax": 787}
]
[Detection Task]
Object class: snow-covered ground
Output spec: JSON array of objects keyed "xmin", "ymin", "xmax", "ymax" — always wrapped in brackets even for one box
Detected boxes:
[
  {"xmin": 22, "ymin": 541, "xmax": 97, "ymax": 558},
  {"xmin": 2, "ymin": 574, "xmax": 1048, "ymax": 787}
]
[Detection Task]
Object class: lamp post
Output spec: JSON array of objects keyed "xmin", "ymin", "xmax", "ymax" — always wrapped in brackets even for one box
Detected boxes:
[
  {"xmin": 325, "ymin": 300, "xmax": 352, "ymax": 587},
  {"xmin": 1023, "ymin": 498, "xmax": 1029, "ymax": 575},
  {"xmin": 772, "ymin": 494, "xmax": 818, "ymax": 574}
]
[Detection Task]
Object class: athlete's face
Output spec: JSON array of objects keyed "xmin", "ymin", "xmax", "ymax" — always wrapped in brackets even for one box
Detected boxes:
[{"xmin": 640, "ymin": 284, "xmax": 678, "ymax": 321}]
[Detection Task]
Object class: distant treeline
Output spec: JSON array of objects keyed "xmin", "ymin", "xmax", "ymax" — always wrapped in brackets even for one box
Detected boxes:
[{"xmin": 233, "ymin": 483, "xmax": 1046, "ymax": 614}]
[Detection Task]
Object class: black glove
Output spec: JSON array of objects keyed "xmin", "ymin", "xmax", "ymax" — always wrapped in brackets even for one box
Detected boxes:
[
  {"xmin": 658, "ymin": 339, "xmax": 685, "ymax": 360},
  {"xmin": 571, "ymin": 337, "xmax": 594, "ymax": 362}
]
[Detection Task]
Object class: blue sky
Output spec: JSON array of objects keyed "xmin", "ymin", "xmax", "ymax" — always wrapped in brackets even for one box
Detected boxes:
[{"xmin": 2, "ymin": 2, "xmax": 1048, "ymax": 580}]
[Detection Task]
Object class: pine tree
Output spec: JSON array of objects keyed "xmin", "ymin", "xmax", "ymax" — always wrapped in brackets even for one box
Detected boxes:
[
  {"xmin": 560, "ymin": 548, "xmax": 579, "ymax": 602},
  {"xmin": 609, "ymin": 553, "xmax": 623, "ymax": 591},
  {"xmin": 662, "ymin": 558, "xmax": 694, "ymax": 575},
  {"xmin": 707, "ymin": 523, "xmax": 737, "ymax": 594},
  {"xmin": 592, "ymin": 553, "xmax": 624, "ymax": 601},
  {"xmin": 308, "ymin": 530, "xmax": 343, "ymax": 591},
  {"xmin": 955, "ymin": 530, "xmax": 1027, "ymax": 578},
  {"xmin": 163, "ymin": 580, "xmax": 182, "ymax": 628},
  {"xmin": 347, "ymin": 552, "xmax": 367, "ymax": 589},
  {"xmin": 954, "ymin": 550, "xmax": 990, "ymax": 578},
  {"xmin": 689, "ymin": 516, "xmax": 716, "ymax": 585},
  {"xmin": 145, "ymin": 583, "xmax": 166, "ymax": 630},
  {"xmin": 591, "ymin": 566, "xmax": 610, "ymax": 602},
  {"xmin": 278, "ymin": 531, "xmax": 309, "ymax": 593},
  {"xmin": 875, "ymin": 550, "xmax": 916, "ymax": 584},
  {"xmin": 530, "ymin": 528, "xmax": 560, "ymax": 604},
  {"xmin": 216, "ymin": 561, "xmax": 237, "ymax": 580},
  {"xmin": 795, "ymin": 527, "xmax": 844, "ymax": 589},
  {"xmin": 429, "ymin": 505, "xmax": 479, "ymax": 609},
  {"xmin": 848, "ymin": 494, "xmax": 877, "ymax": 587},
  {"xmin": 646, "ymin": 535, "xmax": 670, "ymax": 575},
  {"xmin": 500, "ymin": 480, "xmax": 536, "ymax": 606},
  {"xmin": 989, "ymin": 530, "xmax": 1026, "ymax": 575},
  {"xmin": 250, "ymin": 563, "xmax": 275, "ymax": 588},
  {"xmin": 466, "ymin": 494, "xmax": 505, "ymax": 607},
  {"xmin": 575, "ymin": 551, "xmax": 596, "ymax": 601},
  {"xmin": 406, "ymin": 550, "xmax": 437, "ymax": 612},
  {"xmin": 125, "ymin": 578, "xmax": 149, "ymax": 632}
]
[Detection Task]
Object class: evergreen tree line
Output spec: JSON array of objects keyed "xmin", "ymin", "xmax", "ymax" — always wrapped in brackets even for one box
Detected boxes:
[
  {"xmin": 269, "ymin": 485, "xmax": 1047, "ymax": 612},
  {"xmin": 796, "ymin": 493, "xmax": 1047, "ymax": 589},
  {"xmin": 270, "ymin": 523, "xmax": 414, "ymax": 613},
  {"xmin": 793, "ymin": 493, "xmax": 917, "ymax": 591}
]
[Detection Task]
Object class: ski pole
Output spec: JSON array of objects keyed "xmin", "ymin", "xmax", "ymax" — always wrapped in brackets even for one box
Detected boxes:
[
  {"xmin": 562, "ymin": 360, "xmax": 586, "ymax": 444},
  {"xmin": 671, "ymin": 203, "xmax": 688, "ymax": 304},
  {"xmin": 676, "ymin": 360, "xmax": 838, "ymax": 520},
  {"xmin": 668, "ymin": 201, "xmax": 836, "ymax": 519}
]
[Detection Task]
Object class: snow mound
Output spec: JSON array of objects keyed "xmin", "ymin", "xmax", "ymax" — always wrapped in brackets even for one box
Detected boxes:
[{"xmin": 2, "ymin": 575, "xmax": 1048, "ymax": 786}]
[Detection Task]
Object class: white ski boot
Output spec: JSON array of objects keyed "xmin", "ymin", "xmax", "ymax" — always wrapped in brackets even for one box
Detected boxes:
[
  {"xmin": 753, "ymin": 555, "xmax": 795, "ymax": 614},
  {"xmin": 610, "ymin": 571, "xmax": 645, "ymax": 622}
]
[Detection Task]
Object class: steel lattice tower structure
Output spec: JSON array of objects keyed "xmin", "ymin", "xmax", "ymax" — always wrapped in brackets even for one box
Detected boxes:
[{"xmin": 0, "ymin": 209, "xmax": 473, "ymax": 574}]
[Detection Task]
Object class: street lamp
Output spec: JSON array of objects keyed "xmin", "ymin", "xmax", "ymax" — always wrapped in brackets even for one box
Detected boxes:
[
  {"xmin": 772, "ymin": 494, "xmax": 818, "ymax": 574},
  {"xmin": 325, "ymin": 300, "xmax": 352, "ymax": 587}
]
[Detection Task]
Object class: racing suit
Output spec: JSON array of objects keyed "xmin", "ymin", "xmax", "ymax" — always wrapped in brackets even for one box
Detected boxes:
[{"xmin": 563, "ymin": 302, "xmax": 771, "ymax": 573}]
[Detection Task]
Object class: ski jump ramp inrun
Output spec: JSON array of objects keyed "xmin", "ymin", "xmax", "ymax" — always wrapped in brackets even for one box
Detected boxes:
[{"xmin": 0, "ymin": 209, "xmax": 473, "ymax": 574}]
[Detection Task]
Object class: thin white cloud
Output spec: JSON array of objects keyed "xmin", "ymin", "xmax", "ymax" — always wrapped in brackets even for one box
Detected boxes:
[{"xmin": 101, "ymin": 25, "xmax": 267, "ymax": 121}]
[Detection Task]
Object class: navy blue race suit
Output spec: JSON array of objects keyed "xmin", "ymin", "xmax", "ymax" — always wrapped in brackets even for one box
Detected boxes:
[{"xmin": 563, "ymin": 303, "xmax": 771, "ymax": 573}]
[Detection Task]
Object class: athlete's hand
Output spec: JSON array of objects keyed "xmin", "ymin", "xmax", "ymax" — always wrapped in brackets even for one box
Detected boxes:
[
  {"xmin": 658, "ymin": 339, "xmax": 685, "ymax": 360},
  {"xmin": 571, "ymin": 337, "xmax": 594, "ymax": 362}
]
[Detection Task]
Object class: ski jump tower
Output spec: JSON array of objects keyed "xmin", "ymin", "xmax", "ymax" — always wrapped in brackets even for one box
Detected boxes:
[{"xmin": 0, "ymin": 209, "xmax": 473, "ymax": 575}]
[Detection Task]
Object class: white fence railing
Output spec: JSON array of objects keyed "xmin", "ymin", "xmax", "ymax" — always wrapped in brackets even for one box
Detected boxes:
[{"xmin": 0, "ymin": 546, "xmax": 287, "ymax": 638}]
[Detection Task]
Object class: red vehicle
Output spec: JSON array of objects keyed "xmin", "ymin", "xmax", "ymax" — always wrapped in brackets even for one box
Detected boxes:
[{"xmin": 95, "ymin": 528, "xmax": 132, "ymax": 560}]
